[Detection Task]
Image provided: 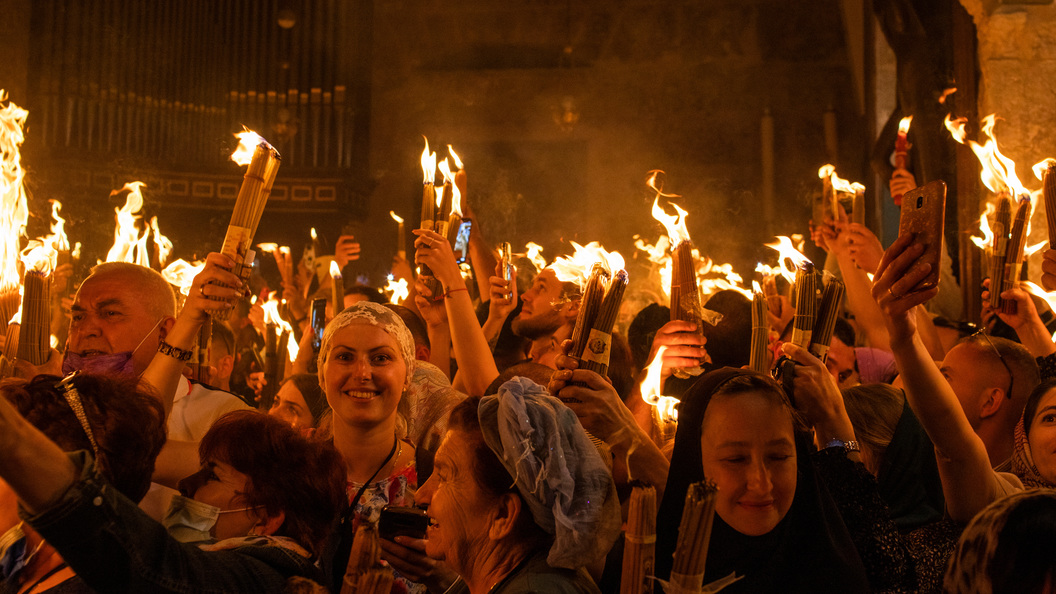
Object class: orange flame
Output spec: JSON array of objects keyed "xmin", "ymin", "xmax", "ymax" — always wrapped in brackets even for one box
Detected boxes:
[
  {"xmin": 939, "ymin": 88, "xmax": 957, "ymax": 104},
  {"xmin": 524, "ymin": 242, "xmax": 547, "ymax": 271},
  {"xmin": 160, "ymin": 259, "xmax": 206, "ymax": 296},
  {"xmin": 946, "ymin": 113, "xmax": 1028, "ymax": 198},
  {"xmin": 385, "ymin": 274, "xmax": 409, "ymax": 304},
  {"xmin": 765, "ymin": 236, "xmax": 812, "ymax": 283},
  {"xmin": 45, "ymin": 200, "xmax": 70, "ymax": 253},
  {"xmin": 261, "ymin": 293, "xmax": 299, "ymax": 362},
  {"xmin": 20, "ymin": 240, "xmax": 56, "ymax": 275},
  {"xmin": 640, "ymin": 346, "xmax": 679, "ymax": 423},
  {"xmin": 389, "ymin": 211, "xmax": 404, "ymax": 224},
  {"xmin": 0, "ymin": 90, "xmax": 29, "ymax": 291},
  {"xmin": 550, "ymin": 241, "xmax": 626, "ymax": 288},
  {"xmin": 438, "ymin": 159, "xmax": 462, "ymax": 217},
  {"xmin": 106, "ymin": 182, "xmax": 150, "ymax": 265},
  {"xmin": 447, "ymin": 145, "xmax": 463, "ymax": 170},
  {"xmin": 231, "ymin": 127, "xmax": 265, "ymax": 166},
  {"xmin": 970, "ymin": 202, "xmax": 996, "ymax": 250},
  {"xmin": 647, "ymin": 171, "xmax": 692, "ymax": 246},
  {"xmin": 150, "ymin": 216, "xmax": 172, "ymax": 268},
  {"xmin": 1033, "ymin": 158, "xmax": 1056, "ymax": 181},
  {"xmin": 420, "ymin": 137, "xmax": 436, "ymax": 185},
  {"xmin": 898, "ymin": 116, "xmax": 913, "ymax": 135},
  {"xmin": 329, "ymin": 260, "xmax": 342, "ymax": 279}
]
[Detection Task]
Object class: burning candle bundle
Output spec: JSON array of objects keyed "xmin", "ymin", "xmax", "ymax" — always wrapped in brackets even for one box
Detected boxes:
[
  {"xmin": 0, "ymin": 92, "xmax": 30, "ymax": 328},
  {"xmin": 331, "ymin": 260, "xmax": 345, "ymax": 314},
  {"xmin": 789, "ymin": 262, "xmax": 819, "ymax": 350},
  {"xmin": 809, "ymin": 275, "xmax": 846, "ymax": 360},
  {"xmin": 417, "ymin": 138, "xmax": 464, "ymax": 297},
  {"xmin": 997, "ymin": 198, "xmax": 1031, "ymax": 314},
  {"xmin": 569, "ymin": 264, "xmax": 629, "ymax": 377},
  {"xmin": 15, "ymin": 244, "xmax": 56, "ymax": 367},
  {"xmin": 988, "ymin": 196, "xmax": 1013, "ymax": 311},
  {"xmin": 215, "ymin": 129, "xmax": 281, "ymax": 320},
  {"xmin": 1035, "ymin": 159, "xmax": 1056, "ymax": 244},
  {"xmin": 340, "ymin": 524, "xmax": 393, "ymax": 594},
  {"xmin": 749, "ymin": 288, "xmax": 769, "ymax": 373},
  {"xmin": 621, "ymin": 483, "xmax": 657, "ymax": 594},
  {"xmin": 892, "ymin": 116, "xmax": 913, "ymax": 206},
  {"xmin": 669, "ymin": 480, "xmax": 719, "ymax": 593},
  {"xmin": 851, "ymin": 182, "xmax": 866, "ymax": 226}
]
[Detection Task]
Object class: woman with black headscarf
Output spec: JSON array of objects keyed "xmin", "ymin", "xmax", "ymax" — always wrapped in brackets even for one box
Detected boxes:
[{"xmin": 656, "ymin": 344, "xmax": 910, "ymax": 593}]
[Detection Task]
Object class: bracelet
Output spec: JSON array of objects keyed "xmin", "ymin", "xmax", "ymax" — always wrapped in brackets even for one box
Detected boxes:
[
  {"xmin": 158, "ymin": 340, "xmax": 193, "ymax": 362},
  {"xmin": 443, "ymin": 287, "xmax": 469, "ymax": 299},
  {"xmin": 822, "ymin": 438, "xmax": 860, "ymax": 454}
]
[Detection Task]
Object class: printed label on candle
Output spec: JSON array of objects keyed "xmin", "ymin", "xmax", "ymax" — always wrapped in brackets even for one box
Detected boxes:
[
  {"xmin": 582, "ymin": 329, "xmax": 612, "ymax": 366},
  {"xmin": 790, "ymin": 328, "xmax": 813, "ymax": 349},
  {"xmin": 221, "ymin": 225, "xmax": 253, "ymax": 262}
]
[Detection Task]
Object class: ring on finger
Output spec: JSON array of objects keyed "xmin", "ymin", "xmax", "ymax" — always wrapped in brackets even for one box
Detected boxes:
[{"xmin": 199, "ymin": 284, "xmax": 207, "ymax": 297}]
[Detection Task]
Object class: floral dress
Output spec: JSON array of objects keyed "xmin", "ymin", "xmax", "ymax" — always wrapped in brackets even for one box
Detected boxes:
[{"xmin": 346, "ymin": 460, "xmax": 423, "ymax": 594}]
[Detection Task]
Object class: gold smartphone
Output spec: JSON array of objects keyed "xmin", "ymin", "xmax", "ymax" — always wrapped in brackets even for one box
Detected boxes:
[{"xmin": 898, "ymin": 180, "xmax": 946, "ymax": 291}]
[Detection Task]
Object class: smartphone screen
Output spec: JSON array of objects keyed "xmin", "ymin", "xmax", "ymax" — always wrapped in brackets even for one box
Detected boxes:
[
  {"xmin": 453, "ymin": 220, "xmax": 472, "ymax": 264},
  {"xmin": 310, "ymin": 298, "xmax": 327, "ymax": 352}
]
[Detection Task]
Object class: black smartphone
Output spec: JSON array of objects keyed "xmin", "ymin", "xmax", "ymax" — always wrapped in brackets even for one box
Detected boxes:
[
  {"xmin": 310, "ymin": 298, "xmax": 327, "ymax": 353},
  {"xmin": 378, "ymin": 505, "xmax": 429, "ymax": 541},
  {"xmin": 453, "ymin": 220, "xmax": 472, "ymax": 264}
]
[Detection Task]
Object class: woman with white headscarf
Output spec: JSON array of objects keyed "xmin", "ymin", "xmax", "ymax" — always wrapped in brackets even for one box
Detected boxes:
[{"xmin": 317, "ymin": 302, "xmax": 457, "ymax": 593}]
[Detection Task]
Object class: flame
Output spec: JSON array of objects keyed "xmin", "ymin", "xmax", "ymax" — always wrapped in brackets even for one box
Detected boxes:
[
  {"xmin": 45, "ymin": 200, "xmax": 70, "ymax": 253},
  {"xmin": 851, "ymin": 182, "xmax": 866, "ymax": 194},
  {"xmin": 434, "ymin": 185, "xmax": 443, "ymax": 209},
  {"xmin": 261, "ymin": 293, "xmax": 299, "ymax": 362},
  {"xmin": 818, "ymin": 164, "xmax": 836, "ymax": 179},
  {"xmin": 257, "ymin": 242, "xmax": 279, "ymax": 253},
  {"xmin": 819, "ymin": 164, "xmax": 858, "ymax": 195},
  {"xmin": 524, "ymin": 242, "xmax": 548, "ymax": 271},
  {"xmin": 310, "ymin": 227, "xmax": 318, "ymax": 242},
  {"xmin": 970, "ymin": 202, "xmax": 996, "ymax": 250},
  {"xmin": 438, "ymin": 159, "xmax": 461, "ymax": 217},
  {"xmin": 385, "ymin": 274, "xmax": 409, "ymax": 304},
  {"xmin": 651, "ymin": 198, "xmax": 692, "ymax": 246},
  {"xmin": 280, "ymin": 246, "xmax": 290, "ymax": 256},
  {"xmin": 420, "ymin": 137, "xmax": 436, "ymax": 185},
  {"xmin": 946, "ymin": 113, "xmax": 1028, "ymax": 198},
  {"xmin": 150, "ymin": 216, "xmax": 173, "ymax": 268},
  {"xmin": 1025, "ymin": 282, "xmax": 1056, "ymax": 316},
  {"xmin": 1033, "ymin": 158, "xmax": 1056, "ymax": 181},
  {"xmin": 105, "ymin": 182, "xmax": 150, "ymax": 265},
  {"xmin": 697, "ymin": 258, "xmax": 752, "ymax": 299},
  {"xmin": 898, "ymin": 116, "xmax": 913, "ymax": 135},
  {"xmin": 939, "ymin": 88, "xmax": 957, "ymax": 104},
  {"xmin": 231, "ymin": 127, "xmax": 264, "ymax": 166},
  {"xmin": 549, "ymin": 241, "xmax": 626, "ymax": 288},
  {"xmin": 640, "ymin": 346, "xmax": 679, "ymax": 423},
  {"xmin": 447, "ymin": 145, "xmax": 463, "ymax": 170},
  {"xmin": 329, "ymin": 260, "xmax": 342, "ymax": 278},
  {"xmin": 160, "ymin": 259, "xmax": 206, "ymax": 296},
  {"xmin": 71, "ymin": 242, "xmax": 81, "ymax": 260},
  {"xmin": 0, "ymin": 91, "xmax": 29, "ymax": 292},
  {"xmin": 389, "ymin": 211, "xmax": 404, "ymax": 224},
  {"xmin": 752, "ymin": 279, "xmax": 762, "ymax": 293},
  {"xmin": 20, "ymin": 240, "xmax": 56, "ymax": 275},
  {"xmin": 764, "ymin": 236, "xmax": 812, "ymax": 283}
]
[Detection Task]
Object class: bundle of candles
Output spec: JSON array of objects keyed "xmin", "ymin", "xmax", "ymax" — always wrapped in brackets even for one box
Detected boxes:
[
  {"xmin": 16, "ymin": 249, "xmax": 54, "ymax": 366},
  {"xmin": 341, "ymin": 524, "xmax": 393, "ymax": 594},
  {"xmin": 809, "ymin": 274, "xmax": 846, "ymax": 360},
  {"xmin": 1039, "ymin": 159, "xmax": 1056, "ymax": 245},
  {"xmin": 570, "ymin": 264, "xmax": 629, "ymax": 377},
  {"xmin": 668, "ymin": 480, "xmax": 719, "ymax": 593},
  {"xmin": 417, "ymin": 138, "xmax": 464, "ymax": 298},
  {"xmin": 789, "ymin": 262, "xmax": 820, "ymax": 350},
  {"xmin": 669, "ymin": 239, "xmax": 704, "ymax": 378},
  {"xmin": 749, "ymin": 289, "xmax": 769, "ymax": 373},
  {"xmin": 213, "ymin": 129, "xmax": 281, "ymax": 321},
  {"xmin": 621, "ymin": 483, "xmax": 657, "ymax": 594},
  {"xmin": 986, "ymin": 195, "xmax": 1031, "ymax": 314}
]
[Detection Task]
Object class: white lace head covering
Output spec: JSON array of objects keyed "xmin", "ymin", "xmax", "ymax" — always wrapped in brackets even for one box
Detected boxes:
[{"xmin": 317, "ymin": 302, "xmax": 416, "ymax": 390}]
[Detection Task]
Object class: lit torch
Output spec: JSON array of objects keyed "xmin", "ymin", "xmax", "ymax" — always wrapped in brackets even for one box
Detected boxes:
[
  {"xmin": 1033, "ymin": 158, "xmax": 1056, "ymax": 249},
  {"xmin": 750, "ymin": 281, "xmax": 769, "ymax": 373},
  {"xmin": 330, "ymin": 260, "xmax": 344, "ymax": 315},
  {"xmin": 640, "ymin": 345, "xmax": 679, "ymax": 426},
  {"xmin": 0, "ymin": 91, "xmax": 29, "ymax": 329},
  {"xmin": 15, "ymin": 242, "xmax": 56, "ymax": 366},
  {"xmin": 215, "ymin": 128, "xmax": 281, "ymax": 320}
]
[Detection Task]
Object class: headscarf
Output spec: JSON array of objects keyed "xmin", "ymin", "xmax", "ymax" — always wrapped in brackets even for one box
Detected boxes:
[
  {"xmin": 855, "ymin": 347, "xmax": 898, "ymax": 384},
  {"xmin": 477, "ymin": 377, "xmax": 622, "ymax": 570},
  {"xmin": 654, "ymin": 368, "xmax": 870, "ymax": 593},
  {"xmin": 876, "ymin": 397, "xmax": 946, "ymax": 531},
  {"xmin": 944, "ymin": 489, "xmax": 1056, "ymax": 594},
  {"xmin": 317, "ymin": 302, "xmax": 416, "ymax": 390},
  {"xmin": 399, "ymin": 361, "xmax": 466, "ymax": 449},
  {"xmin": 1011, "ymin": 416, "xmax": 1053, "ymax": 489}
]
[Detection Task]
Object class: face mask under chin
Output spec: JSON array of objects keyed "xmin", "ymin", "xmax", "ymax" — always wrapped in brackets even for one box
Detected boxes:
[{"xmin": 62, "ymin": 317, "xmax": 165, "ymax": 376}]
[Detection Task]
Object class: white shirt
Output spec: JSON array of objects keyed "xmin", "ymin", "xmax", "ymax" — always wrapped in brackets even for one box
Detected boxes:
[{"xmin": 167, "ymin": 375, "xmax": 252, "ymax": 442}]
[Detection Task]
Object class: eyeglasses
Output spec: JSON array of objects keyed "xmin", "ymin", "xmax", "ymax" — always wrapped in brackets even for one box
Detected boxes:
[{"xmin": 971, "ymin": 330, "xmax": 1014, "ymax": 400}]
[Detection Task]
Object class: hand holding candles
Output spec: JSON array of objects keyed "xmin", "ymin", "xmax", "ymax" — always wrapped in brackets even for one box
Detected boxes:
[{"xmin": 413, "ymin": 229, "xmax": 463, "ymax": 294}]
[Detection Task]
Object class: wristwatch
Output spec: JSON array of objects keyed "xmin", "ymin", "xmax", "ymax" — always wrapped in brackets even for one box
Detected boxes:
[{"xmin": 823, "ymin": 438, "xmax": 860, "ymax": 454}]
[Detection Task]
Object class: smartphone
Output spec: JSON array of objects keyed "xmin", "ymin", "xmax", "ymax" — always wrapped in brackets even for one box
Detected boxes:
[
  {"xmin": 453, "ymin": 220, "xmax": 472, "ymax": 264},
  {"xmin": 898, "ymin": 180, "xmax": 946, "ymax": 292},
  {"xmin": 310, "ymin": 298, "xmax": 327, "ymax": 352},
  {"xmin": 378, "ymin": 505, "xmax": 429, "ymax": 541},
  {"xmin": 500, "ymin": 242, "xmax": 513, "ymax": 299}
]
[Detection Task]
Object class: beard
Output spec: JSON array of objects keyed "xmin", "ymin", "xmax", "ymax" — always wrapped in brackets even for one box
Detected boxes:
[{"xmin": 511, "ymin": 310, "xmax": 563, "ymax": 340}]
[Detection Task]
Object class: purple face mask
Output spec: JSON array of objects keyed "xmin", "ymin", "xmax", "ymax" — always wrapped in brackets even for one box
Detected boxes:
[{"xmin": 62, "ymin": 318, "xmax": 164, "ymax": 376}]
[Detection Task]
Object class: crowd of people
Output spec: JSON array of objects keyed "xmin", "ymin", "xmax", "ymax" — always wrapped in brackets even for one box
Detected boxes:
[{"xmin": 1, "ymin": 170, "xmax": 1056, "ymax": 594}]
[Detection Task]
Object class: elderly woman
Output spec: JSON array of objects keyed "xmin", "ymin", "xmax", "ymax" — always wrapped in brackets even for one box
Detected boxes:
[
  {"xmin": 0, "ymin": 376, "xmax": 345, "ymax": 593},
  {"xmin": 416, "ymin": 378, "xmax": 622, "ymax": 594},
  {"xmin": 317, "ymin": 302, "xmax": 464, "ymax": 592}
]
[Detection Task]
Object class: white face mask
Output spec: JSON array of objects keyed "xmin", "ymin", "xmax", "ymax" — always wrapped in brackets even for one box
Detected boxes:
[{"xmin": 161, "ymin": 495, "xmax": 256, "ymax": 543}]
